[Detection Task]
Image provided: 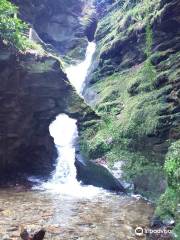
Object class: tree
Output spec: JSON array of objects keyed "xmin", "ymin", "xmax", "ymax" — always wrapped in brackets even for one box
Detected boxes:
[{"xmin": 0, "ymin": 0, "xmax": 28, "ymax": 50}]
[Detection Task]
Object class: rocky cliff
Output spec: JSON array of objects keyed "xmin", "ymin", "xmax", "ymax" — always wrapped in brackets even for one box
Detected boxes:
[
  {"xmin": 0, "ymin": 41, "xmax": 97, "ymax": 182},
  {"xmin": 81, "ymin": 0, "xmax": 180, "ymax": 198},
  {"xmin": 11, "ymin": 0, "xmax": 96, "ymax": 63},
  {"xmin": 79, "ymin": 0, "xmax": 180, "ymax": 233}
]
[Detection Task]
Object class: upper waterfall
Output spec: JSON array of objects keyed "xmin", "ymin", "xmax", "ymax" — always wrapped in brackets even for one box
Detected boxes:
[{"xmin": 66, "ymin": 42, "xmax": 96, "ymax": 95}]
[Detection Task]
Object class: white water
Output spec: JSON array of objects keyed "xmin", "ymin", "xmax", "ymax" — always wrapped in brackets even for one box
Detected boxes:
[
  {"xmin": 66, "ymin": 42, "xmax": 96, "ymax": 94},
  {"xmin": 39, "ymin": 42, "xmax": 99, "ymax": 197}
]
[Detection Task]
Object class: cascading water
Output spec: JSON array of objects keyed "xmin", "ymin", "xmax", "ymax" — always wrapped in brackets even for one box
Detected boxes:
[
  {"xmin": 66, "ymin": 42, "xmax": 96, "ymax": 95},
  {"xmin": 40, "ymin": 42, "xmax": 99, "ymax": 197},
  {"xmin": 48, "ymin": 115, "xmax": 78, "ymax": 185},
  {"xmin": 1, "ymin": 42, "xmax": 155, "ymax": 240}
]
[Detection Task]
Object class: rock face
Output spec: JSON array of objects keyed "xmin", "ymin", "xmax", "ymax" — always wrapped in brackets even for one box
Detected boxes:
[
  {"xmin": 0, "ymin": 0, "xmax": 122, "ymax": 188},
  {"xmin": 11, "ymin": 0, "xmax": 96, "ymax": 62},
  {"xmin": 82, "ymin": 0, "xmax": 180, "ymax": 198},
  {"xmin": 75, "ymin": 155, "xmax": 125, "ymax": 192},
  {"xmin": 0, "ymin": 41, "xmax": 96, "ymax": 181}
]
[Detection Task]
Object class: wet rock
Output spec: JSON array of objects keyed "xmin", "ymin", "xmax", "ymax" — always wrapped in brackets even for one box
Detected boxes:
[
  {"xmin": 83, "ymin": 0, "xmax": 180, "ymax": 202},
  {"xmin": 2, "ymin": 235, "xmax": 11, "ymax": 240},
  {"xmin": 75, "ymin": 155, "xmax": 126, "ymax": 192},
  {"xmin": 85, "ymin": 15, "xmax": 98, "ymax": 42},
  {"xmin": 163, "ymin": 218, "xmax": 175, "ymax": 227},
  {"xmin": 134, "ymin": 169, "xmax": 167, "ymax": 201},
  {"xmin": 150, "ymin": 217, "xmax": 164, "ymax": 228},
  {"xmin": 20, "ymin": 227, "xmax": 46, "ymax": 240},
  {"xmin": 7, "ymin": 227, "xmax": 18, "ymax": 232}
]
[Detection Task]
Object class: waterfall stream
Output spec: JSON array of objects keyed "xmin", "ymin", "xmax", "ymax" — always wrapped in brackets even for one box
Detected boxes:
[
  {"xmin": 40, "ymin": 42, "xmax": 99, "ymax": 197},
  {"xmin": 66, "ymin": 42, "xmax": 96, "ymax": 95},
  {"xmin": 0, "ymin": 42, "xmax": 155, "ymax": 240}
]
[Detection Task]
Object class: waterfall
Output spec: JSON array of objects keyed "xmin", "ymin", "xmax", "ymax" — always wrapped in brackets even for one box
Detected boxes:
[
  {"xmin": 49, "ymin": 115, "xmax": 78, "ymax": 184},
  {"xmin": 66, "ymin": 42, "xmax": 96, "ymax": 94},
  {"xmin": 39, "ymin": 42, "xmax": 99, "ymax": 197},
  {"xmin": 29, "ymin": 28, "xmax": 33, "ymax": 40}
]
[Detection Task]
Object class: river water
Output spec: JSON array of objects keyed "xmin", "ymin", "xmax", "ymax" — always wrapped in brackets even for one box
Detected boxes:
[{"xmin": 0, "ymin": 42, "xmax": 154, "ymax": 240}]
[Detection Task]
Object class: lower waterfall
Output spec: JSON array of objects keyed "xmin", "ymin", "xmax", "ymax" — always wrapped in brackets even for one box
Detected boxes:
[{"xmin": 40, "ymin": 42, "xmax": 99, "ymax": 197}]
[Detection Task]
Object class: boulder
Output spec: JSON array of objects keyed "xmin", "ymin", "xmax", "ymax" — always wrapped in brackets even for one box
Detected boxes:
[{"xmin": 75, "ymin": 155, "xmax": 126, "ymax": 192}]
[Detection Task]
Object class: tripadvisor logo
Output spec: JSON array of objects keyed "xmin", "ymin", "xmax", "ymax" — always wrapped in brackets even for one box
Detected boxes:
[
  {"xmin": 135, "ymin": 227, "xmax": 144, "ymax": 237},
  {"xmin": 135, "ymin": 226, "xmax": 172, "ymax": 237}
]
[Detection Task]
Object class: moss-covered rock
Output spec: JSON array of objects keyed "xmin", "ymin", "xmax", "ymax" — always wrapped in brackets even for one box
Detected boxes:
[
  {"xmin": 82, "ymin": 0, "xmax": 180, "ymax": 202},
  {"xmin": 155, "ymin": 140, "xmax": 180, "ymax": 238}
]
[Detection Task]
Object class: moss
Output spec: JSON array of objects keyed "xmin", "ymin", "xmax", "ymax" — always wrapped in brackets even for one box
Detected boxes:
[
  {"xmin": 155, "ymin": 141, "xmax": 180, "ymax": 238},
  {"xmin": 164, "ymin": 140, "xmax": 180, "ymax": 189},
  {"xmin": 97, "ymin": 100, "xmax": 123, "ymax": 114},
  {"xmin": 173, "ymin": 223, "xmax": 180, "ymax": 239},
  {"xmin": 81, "ymin": 0, "xmax": 179, "ymax": 221},
  {"xmin": 95, "ymin": 0, "xmax": 161, "ymax": 56},
  {"xmin": 157, "ymin": 52, "xmax": 180, "ymax": 83},
  {"xmin": 80, "ymin": 61, "xmax": 168, "ymax": 167},
  {"xmin": 155, "ymin": 188, "xmax": 179, "ymax": 218},
  {"xmin": 26, "ymin": 59, "xmax": 57, "ymax": 73}
]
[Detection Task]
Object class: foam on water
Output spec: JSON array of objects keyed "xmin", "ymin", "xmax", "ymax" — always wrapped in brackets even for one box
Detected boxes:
[{"xmin": 40, "ymin": 114, "xmax": 101, "ymax": 198}]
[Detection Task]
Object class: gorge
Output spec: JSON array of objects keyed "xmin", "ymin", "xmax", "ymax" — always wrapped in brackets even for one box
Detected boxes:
[{"xmin": 0, "ymin": 0, "xmax": 179, "ymax": 239}]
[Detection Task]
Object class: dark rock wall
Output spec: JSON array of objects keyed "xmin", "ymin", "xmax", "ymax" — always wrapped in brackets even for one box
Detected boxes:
[
  {"xmin": 152, "ymin": 0, "xmax": 180, "ymax": 140},
  {"xmin": 0, "ymin": 41, "xmax": 96, "ymax": 181}
]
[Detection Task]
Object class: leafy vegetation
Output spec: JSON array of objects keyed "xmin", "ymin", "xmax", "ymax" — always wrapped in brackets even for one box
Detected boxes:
[
  {"xmin": 155, "ymin": 140, "xmax": 180, "ymax": 238},
  {"xmin": 0, "ymin": 0, "xmax": 28, "ymax": 49},
  {"xmin": 165, "ymin": 141, "xmax": 180, "ymax": 189},
  {"xmin": 0, "ymin": 0, "xmax": 44, "ymax": 52},
  {"xmin": 80, "ymin": 0, "xmax": 179, "ymax": 209},
  {"xmin": 80, "ymin": 64, "xmax": 167, "ymax": 169}
]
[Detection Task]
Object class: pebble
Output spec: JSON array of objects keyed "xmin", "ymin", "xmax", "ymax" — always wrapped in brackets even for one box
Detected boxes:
[
  {"xmin": 2, "ymin": 234, "xmax": 11, "ymax": 240},
  {"xmin": 0, "ymin": 188, "xmax": 154, "ymax": 240},
  {"xmin": 7, "ymin": 227, "xmax": 18, "ymax": 232}
]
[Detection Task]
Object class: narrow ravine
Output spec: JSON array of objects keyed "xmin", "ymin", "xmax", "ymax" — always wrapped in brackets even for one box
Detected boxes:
[{"xmin": 0, "ymin": 42, "xmax": 155, "ymax": 240}]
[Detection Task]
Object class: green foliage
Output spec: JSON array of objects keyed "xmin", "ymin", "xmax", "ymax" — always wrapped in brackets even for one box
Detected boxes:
[
  {"xmin": 155, "ymin": 141, "xmax": 180, "ymax": 238},
  {"xmin": 81, "ymin": 0, "xmax": 179, "ymax": 235},
  {"xmin": 173, "ymin": 223, "xmax": 180, "ymax": 239},
  {"xmin": 143, "ymin": 59, "xmax": 156, "ymax": 84},
  {"xmin": 80, "ymin": 63, "xmax": 166, "ymax": 169},
  {"xmin": 155, "ymin": 188, "xmax": 179, "ymax": 218},
  {"xmin": 164, "ymin": 140, "xmax": 180, "ymax": 189},
  {"xmin": 155, "ymin": 186, "xmax": 180, "ymax": 239},
  {"xmin": 0, "ymin": 0, "xmax": 29, "ymax": 50},
  {"xmin": 143, "ymin": 0, "xmax": 157, "ymax": 83}
]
